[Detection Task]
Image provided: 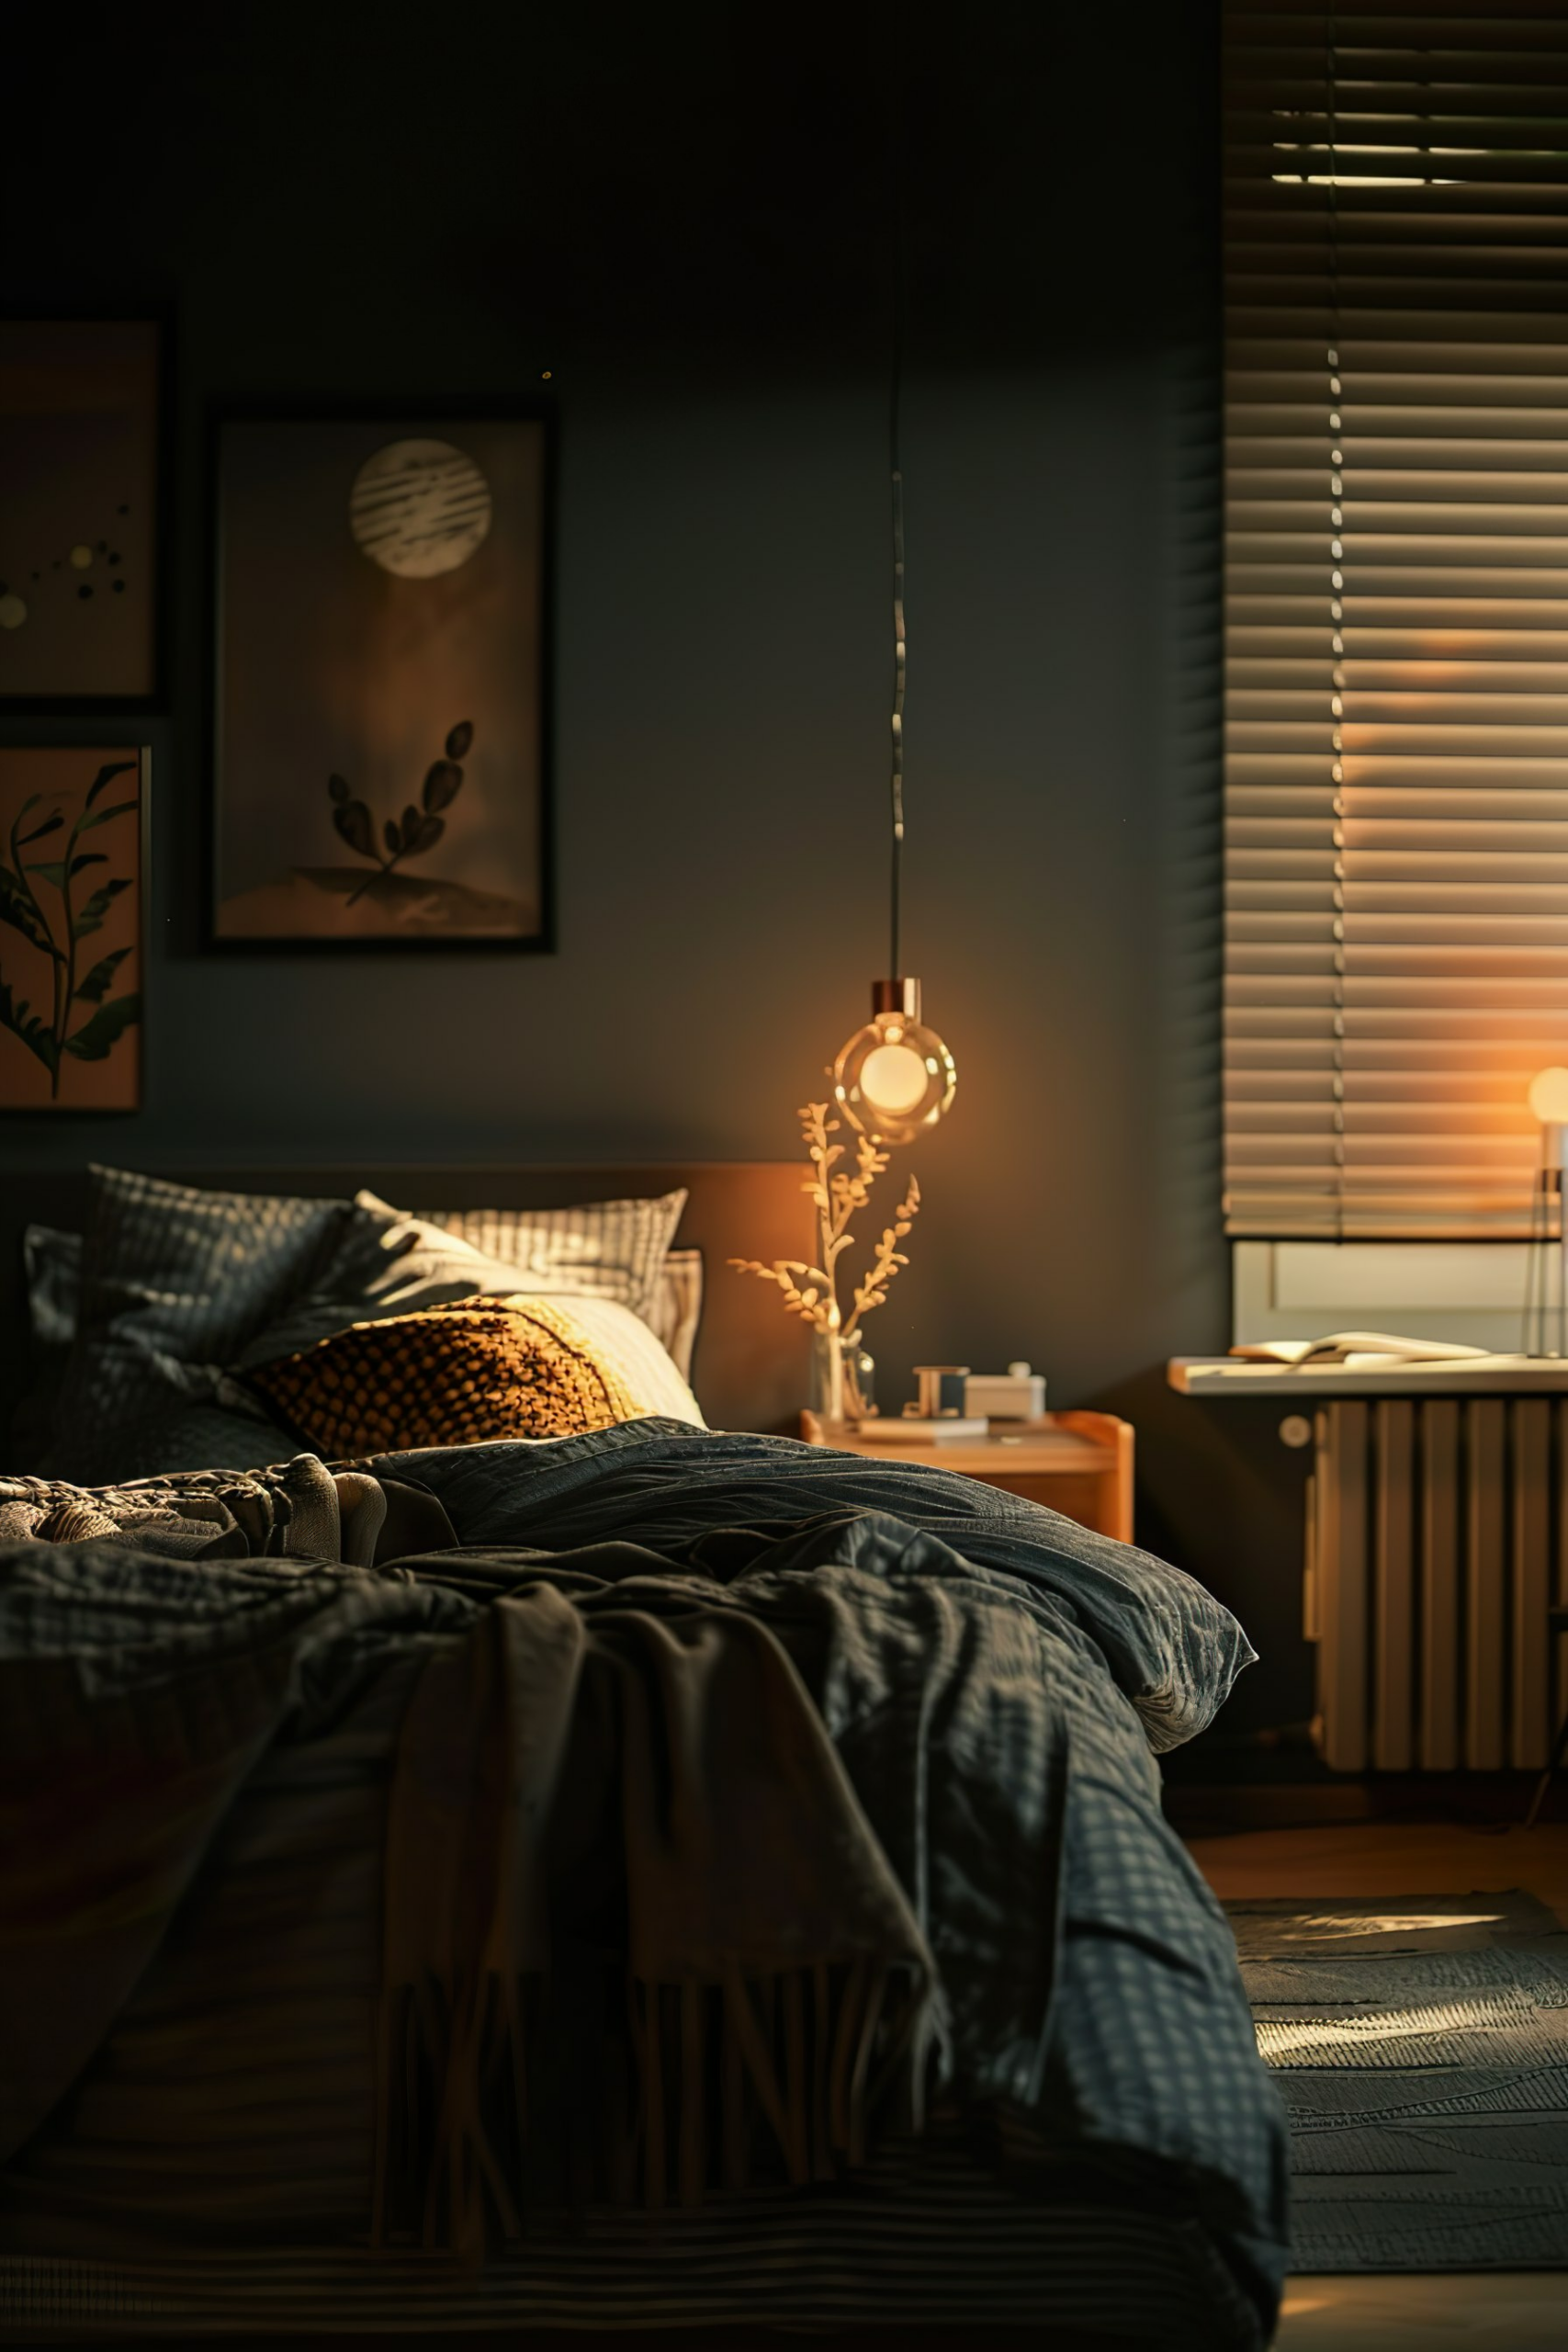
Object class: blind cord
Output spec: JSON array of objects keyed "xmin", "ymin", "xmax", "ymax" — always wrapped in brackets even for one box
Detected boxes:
[{"xmin": 1326, "ymin": 6, "xmax": 1346, "ymax": 1243}]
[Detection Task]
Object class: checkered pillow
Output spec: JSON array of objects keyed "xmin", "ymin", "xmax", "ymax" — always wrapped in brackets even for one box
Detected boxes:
[
  {"xmin": 646, "ymin": 1247, "xmax": 703, "ymax": 1383},
  {"xmin": 47, "ymin": 1167, "xmax": 362, "ymax": 1484}
]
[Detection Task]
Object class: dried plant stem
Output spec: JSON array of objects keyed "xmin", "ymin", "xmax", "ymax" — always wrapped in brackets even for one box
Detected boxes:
[{"xmin": 729, "ymin": 1102, "xmax": 920, "ymax": 1353}]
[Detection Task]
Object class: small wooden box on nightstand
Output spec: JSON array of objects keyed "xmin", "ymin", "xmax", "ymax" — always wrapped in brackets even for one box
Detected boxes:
[{"xmin": 798, "ymin": 1410, "xmax": 1135, "ymax": 1545}]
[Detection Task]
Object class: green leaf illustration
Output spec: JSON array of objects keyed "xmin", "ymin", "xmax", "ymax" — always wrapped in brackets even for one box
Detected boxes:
[
  {"xmin": 0, "ymin": 868, "xmax": 57, "ymax": 956},
  {"xmin": 423, "ymin": 759, "xmax": 462, "ymax": 813},
  {"xmin": 85, "ymin": 760, "xmax": 137, "ymax": 811},
  {"xmin": 74, "ymin": 799, "xmax": 139, "ymax": 836},
  {"xmin": 73, "ymin": 945, "xmax": 133, "ymax": 1005},
  {"xmin": 63, "ymin": 991, "xmax": 141, "ymax": 1061},
  {"xmin": 27, "ymin": 862, "xmax": 69, "ymax": 891},
  {"xmin": 0, "ymin": 978, "xmax": 60, "ymax": 1072},
  {"xmin": 73, "ymin": 876, "xmax": 132, "ymax": 941},
  {"xmin": 333, "ymin": 799, "xmax": 375, "ymax": 860},
  {"xmin": 325, "ymin": 721, "xmax": 474, "ymax": 890},
  {"xmin": 17, "ymin": 812, "xmax": 63, "ymax": 848},
  {"xmin": 70, "ymin": 852, "xmax": 107, "ymax": 879}
]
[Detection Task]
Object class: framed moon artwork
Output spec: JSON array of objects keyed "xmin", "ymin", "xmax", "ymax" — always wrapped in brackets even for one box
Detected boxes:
[
  {"xmin": 208, "ymin": 404, "xmax": 553, "ymax": 949},
  {"xmin": 0, "ymin": 315, "xmax": 168, "ymax": 709}
]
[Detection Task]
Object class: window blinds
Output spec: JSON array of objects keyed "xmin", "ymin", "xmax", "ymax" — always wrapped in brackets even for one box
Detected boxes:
[{"xmin": 1224, "ymin": 0, "xmax": 1568, "ymax": 1237}]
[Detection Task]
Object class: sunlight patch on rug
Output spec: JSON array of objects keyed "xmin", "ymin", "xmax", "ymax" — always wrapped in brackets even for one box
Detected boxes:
[{"xmin": 1226, "ymin": 1891, "xmax": 1568, "ymax": 2271}]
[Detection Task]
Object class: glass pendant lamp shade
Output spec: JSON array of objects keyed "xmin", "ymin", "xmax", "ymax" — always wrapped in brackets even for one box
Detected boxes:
[{"xmin": 833, "ymin": 978, "xmax": 957, "ymax": 1146}]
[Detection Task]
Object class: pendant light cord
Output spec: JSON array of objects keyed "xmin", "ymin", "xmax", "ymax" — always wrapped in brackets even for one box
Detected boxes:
[{"xmin": 887, "ymin": 51, "xmax": 907, "ymax": 983}]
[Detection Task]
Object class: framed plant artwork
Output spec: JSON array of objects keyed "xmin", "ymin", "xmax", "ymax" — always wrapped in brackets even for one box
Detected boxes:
[
  {"xmin": 209, "ymin": 404, "xmax": 553, "ymax": 949},
  {"xmin": 0, "ymin": 746, "xmax": 146, "ymax": 1111},
  {"xmin": 0, "ymin": 316, "xmax": 168, "ymax": 709}
]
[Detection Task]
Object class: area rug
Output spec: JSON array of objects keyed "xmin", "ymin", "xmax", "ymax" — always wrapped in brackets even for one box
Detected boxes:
[{"xmin": 1226, "ymin": 1891, "xmax": 1568, "ymax": 2270}]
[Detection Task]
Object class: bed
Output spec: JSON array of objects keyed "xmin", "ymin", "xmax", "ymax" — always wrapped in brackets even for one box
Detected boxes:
[{"xmin": 0, "ymin": 1164, "xmax": 1289, "ymax": 2349}]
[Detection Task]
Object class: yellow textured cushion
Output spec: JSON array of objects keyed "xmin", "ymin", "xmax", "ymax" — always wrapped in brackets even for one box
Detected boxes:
[{"xmin": 246, "ymin": 1294, "xmax": 657, "ymax": 1456}]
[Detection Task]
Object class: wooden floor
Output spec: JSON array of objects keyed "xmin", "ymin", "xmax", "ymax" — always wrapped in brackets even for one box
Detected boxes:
[{"xmin": 1187, "ymin": 1819, "xmax": 1568, "ymax": 2352}]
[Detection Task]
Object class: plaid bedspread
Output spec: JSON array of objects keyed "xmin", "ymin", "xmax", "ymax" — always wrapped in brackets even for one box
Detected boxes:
[{"xmin": 0, "ymin": 1421, "xmax": 1287, "ymax": 2340}]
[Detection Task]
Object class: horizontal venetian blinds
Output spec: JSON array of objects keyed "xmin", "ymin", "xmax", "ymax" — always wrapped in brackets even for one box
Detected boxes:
[{"xmin": 1224, "ymin": 0, "xmax": 1568, "ymax": 1236}]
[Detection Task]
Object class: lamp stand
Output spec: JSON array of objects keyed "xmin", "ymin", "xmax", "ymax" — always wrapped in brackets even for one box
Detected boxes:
[{"xmin": 1526, "ymin": 1120, "xmax": 1568, "ymax": 1359}]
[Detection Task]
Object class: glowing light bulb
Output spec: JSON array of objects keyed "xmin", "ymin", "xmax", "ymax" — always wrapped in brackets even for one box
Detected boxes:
[
  {"xmin": 831, "ymin": 978, "xmax": 956, "ymax": 1145},
  {"xmin": 1529, "ymin": 1067, "xmax": 1568, "ymax": 1125},
  {"xmin": 860, "ymin": 1039, "xmax": 931, "ymax": 1117}
]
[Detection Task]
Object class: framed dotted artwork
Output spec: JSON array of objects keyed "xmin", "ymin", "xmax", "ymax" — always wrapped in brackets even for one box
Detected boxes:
[
  {"xmin": 208, "ymin": 403, "xmax": 555, "ymax": 952},
  {"xmin": 0, "ymin": 317, "xmax": 168, "ymax": 710}
]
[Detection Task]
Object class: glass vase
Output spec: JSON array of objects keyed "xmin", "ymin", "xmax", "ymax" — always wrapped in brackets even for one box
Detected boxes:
[{"xmin": 809, "ymin": 1329, "xmax": 875, "ymax": 1426}]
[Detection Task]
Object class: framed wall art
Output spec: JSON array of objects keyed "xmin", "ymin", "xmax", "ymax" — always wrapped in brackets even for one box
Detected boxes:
[
  {"xmin": 209, "ymin": 404, "xmax": 553, "ymax": 950},
  {"xmin": 0, "ymin": 745, "xmax": 146, "ymax": 1112},
  {"xmin": 0, "ymin": 316, "xmax": 168, "ymax": 709}
]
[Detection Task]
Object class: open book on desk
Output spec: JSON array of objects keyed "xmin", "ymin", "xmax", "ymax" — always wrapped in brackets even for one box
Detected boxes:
[
  {"xmin": 1167, "ymin": 1337, "xmax": 1566, "ymax": 1398},
  {"xmin": 1229, "ymin": 1331, "xmax": 1493, "ymax": 1370}
]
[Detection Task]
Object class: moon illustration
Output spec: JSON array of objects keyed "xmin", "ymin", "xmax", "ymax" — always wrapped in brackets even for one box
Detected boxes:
[{"xmin": 349, "ymin": 439, "xmax": 492, "ymax": 579}]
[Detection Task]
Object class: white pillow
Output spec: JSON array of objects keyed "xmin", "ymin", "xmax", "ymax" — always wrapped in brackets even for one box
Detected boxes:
[
  {"xmin": 542, "ymin": 1294, "xmax": 705, "ymax": 1428},
  {"xmin": 418, "ymin": 1192, "xmax": 687, "ymax": 1323}
]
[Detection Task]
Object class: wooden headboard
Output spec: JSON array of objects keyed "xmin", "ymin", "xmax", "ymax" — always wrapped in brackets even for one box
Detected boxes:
[{"xmin": 0, "ymin": 1161, "xmax": 811, "ymax": 1438}]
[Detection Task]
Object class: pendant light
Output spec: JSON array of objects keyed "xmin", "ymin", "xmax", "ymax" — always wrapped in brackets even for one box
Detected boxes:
[{"xmin": 830, "ymin": 92, "xmax": 957, "ymax": 1149}]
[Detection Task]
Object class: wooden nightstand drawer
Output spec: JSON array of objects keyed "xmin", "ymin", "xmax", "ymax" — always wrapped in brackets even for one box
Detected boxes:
[{"xmin": 798, "ymin": 1409, "xmax": 1134, "ymax": 1544}]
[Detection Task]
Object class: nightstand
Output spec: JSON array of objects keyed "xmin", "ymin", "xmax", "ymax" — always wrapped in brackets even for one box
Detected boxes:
[{"xmin": 798, "ymin": 1410, "xmax": 1134, "ymax": 1544}]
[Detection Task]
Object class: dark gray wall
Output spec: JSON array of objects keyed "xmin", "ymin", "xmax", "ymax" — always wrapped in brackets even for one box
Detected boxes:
[{"xmin": 0, "ymin": 1, "xmax": 1310, "ymax": 1729}]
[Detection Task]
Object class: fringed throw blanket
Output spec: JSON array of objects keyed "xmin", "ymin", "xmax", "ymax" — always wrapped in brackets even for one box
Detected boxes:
[{"xmin": 376, "ymin": 1578, "xmax": 938, "ymax": 2251}]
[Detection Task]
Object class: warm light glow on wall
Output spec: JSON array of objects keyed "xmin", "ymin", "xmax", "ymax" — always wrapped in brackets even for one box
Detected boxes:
[{"xmin": 1529, "ymin": 1068, "xmax": 1568, "ymax": 1128}]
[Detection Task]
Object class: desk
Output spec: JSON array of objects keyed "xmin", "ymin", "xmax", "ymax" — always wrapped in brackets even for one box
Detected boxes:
[{"xmin": 1169, "ymin": 1354, "xmax": 1568, "ymax": 1400}]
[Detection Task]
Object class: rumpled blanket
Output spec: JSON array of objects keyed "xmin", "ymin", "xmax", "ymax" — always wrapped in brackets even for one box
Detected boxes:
[
  {"xmin": 0, "ymin": 1460, "xmax": 953, "ymax": 2253},
  {"xmin": 361, "ymin": 1419, "xmax": 1258, "ymax": 1750},
  {"xmin": 0, "ymin": 1465, "xmax": 470, "ymax": 2170},
  {"xmin": 0, "ymin": 1453, "xmax": 455, "ymax": 1566},
  {"xmin": 0, "ymin": 1425, "xmax": 1285, "ymax": 2326}
]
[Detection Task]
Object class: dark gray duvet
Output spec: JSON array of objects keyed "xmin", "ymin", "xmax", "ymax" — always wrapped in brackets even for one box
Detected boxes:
[{"xmin": 0, "ymin": 1421, "xmax": 1287, "ymax": 2346}]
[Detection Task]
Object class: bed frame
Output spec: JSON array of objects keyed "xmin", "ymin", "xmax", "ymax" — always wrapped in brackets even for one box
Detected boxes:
[{"xmin": 0, "ymin": 1160, "xmax": 812, "ymax": 1438}]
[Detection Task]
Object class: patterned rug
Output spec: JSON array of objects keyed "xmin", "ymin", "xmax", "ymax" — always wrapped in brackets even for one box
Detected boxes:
[{"xmin": 1228, "ymin": 1891, "xmax": 1568, "ymax": 2271}]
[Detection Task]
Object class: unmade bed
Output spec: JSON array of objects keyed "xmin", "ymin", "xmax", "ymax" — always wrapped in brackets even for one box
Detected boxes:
[
  {"xmin": 0, "ymin": 1166, "xmax": 1288, "ymax": 2346},
  {"xmin": 1, "ymin": 1425, "xmax": 1287, "ymax": 2346}
]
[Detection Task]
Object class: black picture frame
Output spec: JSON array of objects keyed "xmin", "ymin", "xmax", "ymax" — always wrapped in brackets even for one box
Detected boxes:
[
  {"xmin": 0, "ymin": 309, "xmax": 175, "ymax": 715},
  {"xmin": 205, "ymin": 398, "xmax": 556, "ymax": 955}
]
